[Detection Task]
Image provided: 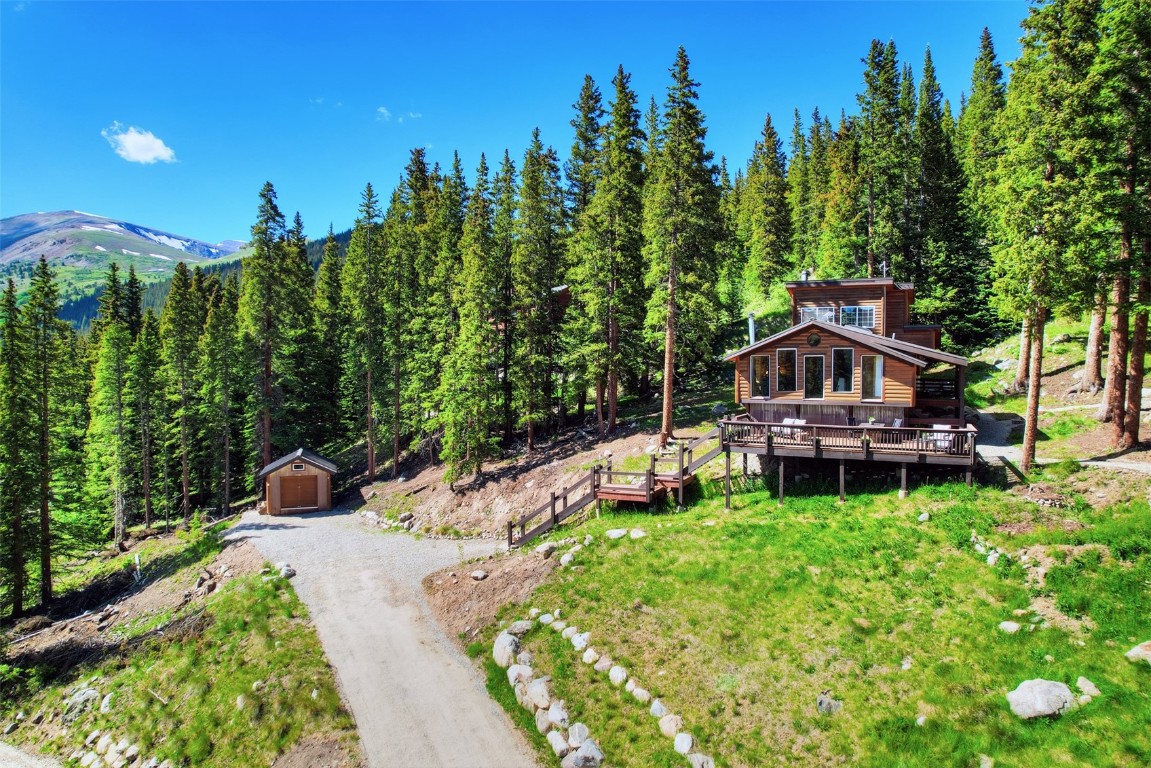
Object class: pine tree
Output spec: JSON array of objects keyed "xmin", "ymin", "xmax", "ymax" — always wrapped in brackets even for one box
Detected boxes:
[
  {"xmin": 238, "ymin": 182, "xmax": 287, "ymax": 477},
  {"xmin": 492, "ymin": 151, "xmax": 519, "ymax": 442},
  {"xmin": 858, "ymin": 40, "xmax": 904, "ymax": 277},
  {"xmin": 50, "ymin": 328, "xmax": 91, "ymax": 547},
  {"xmin": 160, "ymin": 262, "xmax": 201, "ymax": 522},
  {"xmin": 818, "ymin": 113, "xmax": 866, "ymax": 276},
  {"xmin": 568, "ymin": 65, "xmax": 647, "ymax": 434},
  {"xmin": 126, "ymin": 310, "xmax": 164, "ymax": 529},
  {"xmin": 24, "ymin": 256, "xmax": 65, "ymax": 605},
  {"xmin": 340, "ymin": 183, "xmax": 385, "ymax": 481},
  {"xmin": 739, "ymin": 113, "xmax": 792, "ymax": 291},
  {"xmin": 513, "ymin": 129, "xmax": 566, "ymax": 449},
  {"xmin": 124, "ymin": 265, "xmax": 144, "ymax": 339},
  {"xmin": 956, "ymin": 28, "xmax": 1007, "ymax": 234},
  {"xmin": 786, "ymin": 110, "xmax": 812, "ymax": 270},
  {"xmin": 441, "ymin": 155, "xmax": 501, "ymax": 482},
  {"xmin": 275, "ymin": 212, "xmax": 320, "ymax": 452},
  {"xmin": 90, "ymin": 261, "xmax": 124, "ymax": 343},
  {"xmin": 86, "ymin": 321, "xmax": 132, "ymax": 544},
  {"xmin": 0, "ymin": 279, "xmax": 37, "ymax": 617},
  {"xmin": 566, "ymin": 74, "xmax": 605, "ymax": 220},
  {"xmin": 313, "ymin": 226, "xmax": 346, "ymax": 447},
  {"xmin": 197, "ymin": 278, "xmax": 242, "ymax": 515},
  {"xmin": 643, "ymin": 47, "xmax": 723, "ymax": 447}
]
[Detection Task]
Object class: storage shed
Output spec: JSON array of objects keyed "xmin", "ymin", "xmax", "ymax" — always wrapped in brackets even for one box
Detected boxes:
[{"xmin": 258, "ymin": 448, "xmax": 336, "ymax": 515}]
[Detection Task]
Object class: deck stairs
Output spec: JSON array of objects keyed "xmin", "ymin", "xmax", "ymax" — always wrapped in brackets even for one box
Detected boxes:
[{"xmin": 507, "ymin": 427, "xmax": 723, "ymax": 548}]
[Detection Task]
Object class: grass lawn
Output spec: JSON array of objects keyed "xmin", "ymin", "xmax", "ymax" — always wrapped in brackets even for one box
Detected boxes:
[{"xmin": 488, "ymin": 479, "xmax": 1151, "ymax": 767}]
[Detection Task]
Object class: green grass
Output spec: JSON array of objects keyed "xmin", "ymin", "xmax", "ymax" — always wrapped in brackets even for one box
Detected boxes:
[
  {"xmin": 3, "ymin": 529, "xmax": 357, "ymax": 767},
  {"xmin": 490, "ymin": 481, "xmax": 1151, "ymax": 767}
]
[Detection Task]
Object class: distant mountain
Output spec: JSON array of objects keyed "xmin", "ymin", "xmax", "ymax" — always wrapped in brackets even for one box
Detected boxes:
[{"xmin": 0, "ymin": 210, "xmax": 250, "ymax": 326}]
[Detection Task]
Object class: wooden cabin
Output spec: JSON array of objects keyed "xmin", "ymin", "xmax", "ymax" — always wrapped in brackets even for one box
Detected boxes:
[
  {"xmin": 258, "ymin": 448, "xmax": 336, "ymax": 515},
  {"xmin": 719, "ymin": 277, "xmax": 977, "ymax": 496},
  {"xmin": 729, "ymin": 278, "xmax": 968, "ymax": 427}
]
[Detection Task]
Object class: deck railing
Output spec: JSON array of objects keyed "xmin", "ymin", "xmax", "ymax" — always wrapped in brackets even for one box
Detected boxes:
[
  {"xmin": 507, "ymin": 467, "xmax": 599, "ymax": 547},
  {"xmin": 915, "ymin": 379, "xmax": 960, "ymax": 400},
  {"xmin": 720, "ymin": 419, "xmax": 977, "ymax": 461}
]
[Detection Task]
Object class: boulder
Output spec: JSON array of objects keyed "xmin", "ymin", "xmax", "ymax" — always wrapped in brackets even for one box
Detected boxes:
[
  {"xmin": 917, "ymin": 512, "xmax": 930, "ymax": 522},
  {"xmin": 606, "ymin": 528, "xmax": 629, "ymax": 540},
  {"xmin": 631, "ymin": 686, "xmax": 651, "ymax": 704},
  {"xmin": 528, "ymin": 607, "xmax": 541, "ymax": 618},
  {"xmin": 535, "ymin": 707, "xmax": 552, "ymax": 734},
  {"xmin": 552, "ymin": 620, "xmax": 568, "ymax": 633},
  {"xmin": 1052, "ymin": 333, "xmax": 1072, "ymax": 344},
  {"xmin": 398, "ymin": 512, "xmax": 413, "ymax": 523},
  {"xmin": 987, "ymin": 551, "xmax": 1001, "ymax": 567},
  {"xmin": 535, "ymin": 542, "xmax": 558, "ymax": 559},
  {"xmin": 567, "ymin": 722, "xmax": 590, "ymax": 749},
  {"xmin": 517, "ymin": 651, "xmax": 534, "ymax": 666},
  {"xmin": 572, "ymin": 632, "xmax": 590, "ymax": 651},
  {"xmin": 625, "ymin": 678, "xmax": 636, "ymax": 693},
  {"xmin": 998, "ymin": 621, "xmax": 1021, "ymax": 634},
  {"xmin": 527, "ymin": 678, "xmax": 552, "ymax": 710},
  {"xmin": 492, "ymin": 632, "xmax": 520, "ymax": 669},
  {"xmin": 659, "ymin": 713, "xmax": 683, "ymax": 738},
  {"xmin": 86, "ymin": 730, "xmax": 102, "ymax": 746},
  {"xmin": 650, "ymin": 699, "xmax": 668, "ymax": 717},
  {"xmin": 817, "ymin": 690, "xmax": 843, "ymax": 715},
  {"xmin": 629, "ymin": 529, "xmax": 647, "ymax": 539},
  {"xmin": 901, "ymin": 656, "xmax": 913, "ymax": 671},
  {"xmin": 96, "ymin": 734, "xmax": 114, "ymax": 755},
  {"xmin": 562, "ymin": 625, "xmax": 578, "ymax": 639},
  {"xmin": 593, "ymin": 656, "xmax": 613, "ymax": 673},
  {"xmin": 547, "ymin": 730, "xmax": 570, "ymax": 757},
  {"xmin": 560, "ymin": 738, "xmax": 604, "ymax": 768},
  {"xmin": 539, "ymin": 613, "xmax": 555, "ymax": 625},
  {"xmin": 688, "ymin": 754, "xmax": 715, "ymax": 768},
  {"xmin": 470, "ymin": 570, "xmax": 488, "ymax": 581},
  {"xmin": 514, "ymin": 682, "xmax": 532, "ymax": 711},
  {"xmin": 279, "ymin": 565, "xmax": 296, "ymax": 579},
  {"xmin": 582, "ymin": 648, "xmax": 600, "ymax": 665},
  {"xmin": 548, "ymin": 700, "xmax": 570, "ymax": 729},
  {"xmin": 674, "ymin": 732, "xmax": 694, "ymax": 754},
  {"xmin": 505, "ymin": 620, "xmax": 534, "ymax": 637},
  {"xmin": 100, "ymin": 693, "xmax": 114, "ymax": 714},
  {"xmin": 1006, "ymin": 679, "xmax": 1075, "ymax": 719},
  {"xmin": 1077, "ymin": 676, "xmax": 1101, "ymax": 697},
  {"xmin": 63, "ymin": 688, "xmax": 100, "ymax": 723},
  {"xmin": 2, "ymin": 722, "xmax": 16, "ymax": 735},
  {"xmin": 1124, "ymin": 641, "xmax": 1151, "ymax": 665},
  {"xmin": 80, "ymin": 753, "xmax": 98, "ymax": 768},
  {"xmin": 609, "ymin": 666, "xmax": 628, "ymax": 686},
  {"xmin": 916, "ymin": 716, "xmax": 927, "ymax": 727},
  {"xmin": 506, "ymin": 664, "xmax": 533, "ymax": 687},
  {"xmin": 560, "ymin": 552, "xmax": 575, "ymax": 567}
]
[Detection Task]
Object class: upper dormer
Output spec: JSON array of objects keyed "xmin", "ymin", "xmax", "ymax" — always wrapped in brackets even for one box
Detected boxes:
[{"xmin": 784, "ymin": 276, "xmax": 941, "ymax": 349}]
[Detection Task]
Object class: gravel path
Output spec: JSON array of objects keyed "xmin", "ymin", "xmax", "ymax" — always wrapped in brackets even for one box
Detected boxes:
[
  {"xmin": 226, "ymin": 509, "xmax": 537, "ymax": 768},
  {"xmin": 975, "ymin": 410, "xmax": 1151, "ymax": 475},
  {"xmin": 0, "ymin": 743, "xmax": 63, "ymax": 768}
]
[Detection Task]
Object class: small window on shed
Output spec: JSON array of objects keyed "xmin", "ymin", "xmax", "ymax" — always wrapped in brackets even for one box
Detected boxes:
[{"xmin": 291, "ymin": 463, "xmax": 306, "ymax": 472}]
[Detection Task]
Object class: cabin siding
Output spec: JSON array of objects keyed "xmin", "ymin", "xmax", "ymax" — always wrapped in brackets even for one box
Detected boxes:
[
  {"xmin": 886, "ymin": 290, "xmax": 908, "ymax": 335},
  {"xmin": 735, "ymin": 359, "xmax": 750, "ymax": 403},
  {"xmin": 264, "ymin": 461, "xmax": 332, "ymax": 515},
  {"xmin": 895, "ymin": 327, "xmax": 940, "ymax": 348},
  {"xmin": 885, "ymin": 358, "xmax": 917, "ymax": 405}
]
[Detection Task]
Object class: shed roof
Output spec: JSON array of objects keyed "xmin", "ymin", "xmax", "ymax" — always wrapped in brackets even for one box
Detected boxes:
[
  {"xmin": 257, "ymin": 448, "xmax": 337, "ymax": 480},
  {"xmin": 724, "ymin": 320, "xmax": 968, "ymax": 368}
]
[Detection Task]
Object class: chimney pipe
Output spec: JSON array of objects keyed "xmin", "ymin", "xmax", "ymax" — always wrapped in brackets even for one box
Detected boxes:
[{"xmin": 748, "ymin": 313, "xmax": 756, "ymax": 345}]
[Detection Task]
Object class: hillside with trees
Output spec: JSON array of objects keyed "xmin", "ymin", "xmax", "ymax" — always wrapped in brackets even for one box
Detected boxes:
[{"xmin": 2, "ymin": 0, "xmax": 1148, "ymax": 620}]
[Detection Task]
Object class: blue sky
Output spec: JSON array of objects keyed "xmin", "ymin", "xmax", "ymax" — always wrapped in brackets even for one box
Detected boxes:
[{"xmin": 1, "ymin": 1, "xmax": 1028, "ymax": 245}]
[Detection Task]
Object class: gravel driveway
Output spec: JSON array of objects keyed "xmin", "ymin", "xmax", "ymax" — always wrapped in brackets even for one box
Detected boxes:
[{"xmin": 227, "ymin": 509, "xmax": 537, "ymax": 768}]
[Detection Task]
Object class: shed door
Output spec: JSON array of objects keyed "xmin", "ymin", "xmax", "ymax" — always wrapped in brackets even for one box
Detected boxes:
[{"xmin": 280, "ymin": 475, "xmax": 318, "ymax": 509}]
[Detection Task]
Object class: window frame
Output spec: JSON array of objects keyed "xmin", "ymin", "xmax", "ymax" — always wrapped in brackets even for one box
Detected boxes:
[
  {"xmin": 776, "ymin": 348, "xmax": 798, "ymax": 392},
  {"xmin": 840, "ymin": 305, "xmax": 876, "ymax": 329},
  {"xmin": 861, "ymin": 354, "xmax": 884, "ymax": 401},
  {"xmin": 832, "ymin": 347, "xmax": 854, "ymax": 393},
  {"xmin": 750, "ymin": 355, "xmax": 771, "ymax": 397},
  {"xmin": 291, "ymin": 463, "xmax": 306, "ymax": 472},
  {"xmin": 799, "ymin": 306, "xmax": 836, "ymax": 324},
  {"xmin": 803, "ymin": 354, "xmax": 826, "ymax": 400}
]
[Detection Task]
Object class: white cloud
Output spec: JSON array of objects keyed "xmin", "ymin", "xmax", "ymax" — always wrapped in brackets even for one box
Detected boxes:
[
  {"xmin": 398, "ymin": 111, "xmax": 422, "ymax": 124},
  {"xmin": 101, "ymin": 122, "xmax": 176, "ymax": 164},
  {"xmin": 376, "ymin": 106, "xmax": 392, "ymax": 122}
]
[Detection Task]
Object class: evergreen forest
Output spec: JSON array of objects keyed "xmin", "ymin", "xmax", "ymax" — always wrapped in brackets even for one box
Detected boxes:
[{"xmin": 2, "ymin": 0, "xmax": 1149, "ymax": 620}]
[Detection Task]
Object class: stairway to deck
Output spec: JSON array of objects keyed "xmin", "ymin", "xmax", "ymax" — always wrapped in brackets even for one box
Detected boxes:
[{"xmin": 507, "ymin": 427, "xmax": 722, "ymax": 548}]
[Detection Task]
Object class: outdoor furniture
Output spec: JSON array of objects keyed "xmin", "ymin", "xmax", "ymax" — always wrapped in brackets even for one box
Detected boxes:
[{"xmin": 928, "ymin": 424, "xmax": 956, "ymax": 451}]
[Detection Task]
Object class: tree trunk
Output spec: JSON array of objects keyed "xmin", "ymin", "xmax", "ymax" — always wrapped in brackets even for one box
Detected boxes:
[
  {"xmin": 1104, "ymin": 215, "xmax": 1132, "ymax": 441},
  {"xmin": 221, "ymin": 423, "xmax": 230, "ymax": 518},
  {"xmin": 576, "ymin": 389, "xmax": 586, "ymax": 421},
  {"xmin": 1122, "ymin": 239, "xmax": 1148, "ymax": 448},
  {"xmin": 392, "ymin": 359, "xmax": 401, "ymax": 480},
  {"xmin": 595, "ymin": 377, "xmax": 605, "ymax": 437},
  {"xmin": 262, "ymin": 336, "xmax": 273, "ymax": 469},
  {"xmin": 12, "ymin": 489, "xmax": 25, "ymax": 618},
  {"xmin": 660, "ymin": 249, "xmax": 678, "ymax": 448},
  {"xmin": 866, "ymin": 176, "xmax": 876, "ymax": 278},
  {"xmin": 38, "ymin": 379, "xmax": 51, "ymax": 607},
  {"xmin": 180, "ymin": 408, "xmax": 191, "ymax": 525},
  {"xmin": 607, "ymin": 306, "xmax": 619, "ymax": 433},
  {"xmin": 366, "ymin": 367, "xmax": 375, "ymax": 481},
  {"xmin": 1013, "ymin": 318, "xmax": 1031, "ymax": 391},
  {"xmin": 1021, "ymin": 306, "xmax": 1047, "ymax": 473},
  {"xmin": 1078, "ymin": 292, "xmax": 1106, "ymax": 393},
  {"xmin": 142, "ymin": 422, "xmax": 153, "ymax": 529}
]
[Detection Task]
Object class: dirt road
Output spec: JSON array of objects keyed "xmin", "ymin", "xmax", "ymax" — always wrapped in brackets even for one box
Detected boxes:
[
  {"xmin": 0, "ymin": 743, "xmax": 62, "ymax": 768},
  {"xmin": 227, "ymin": 509, "xmax": 536, "ymax": 768}
]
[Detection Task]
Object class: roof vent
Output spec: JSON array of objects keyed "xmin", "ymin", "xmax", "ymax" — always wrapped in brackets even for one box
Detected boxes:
[{"xmin": 800, "ymin": 269, "xmax": 810, "ymax": 281}]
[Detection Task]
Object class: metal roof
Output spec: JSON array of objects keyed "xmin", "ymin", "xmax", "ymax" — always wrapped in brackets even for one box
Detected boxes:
[{"xmin": 257, "ymin": 448, "xmax": 337, "ymax": 480}]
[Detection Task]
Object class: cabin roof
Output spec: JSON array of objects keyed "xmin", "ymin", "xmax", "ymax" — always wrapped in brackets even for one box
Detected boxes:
[
  {"xmin": 784, "ymin": 277, "xmax": 914, "ymax": 291},
  {"xmin": 257, "ymin": 448, "xmax": 337, "ymax": 479},
  {"xmin": 724, "ymin": 319, "xmax": 967, "ymax": 368}
]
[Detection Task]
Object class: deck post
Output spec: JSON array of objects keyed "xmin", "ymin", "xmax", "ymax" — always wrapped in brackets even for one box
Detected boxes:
[
  {"xmin": 838, "ymin": 459, "xmax": 845, "ymax": 503},
  {"xmin": 507, "ymin": 520, "xmax": 514, "ymax": 548},
  {"xmin": 594, "ymin": 467, "xmax": 602, "ymax": 516},
  {"xmin": 677, "ymin": 442, "xmax": 685, "ymax": 508},
  {"xmin": 550, "ymin": 491, "xmax": 557, "ymax": 529},
  {"xmin": 724, "ymin": 449, "xmax": 732, "ymax": 510},
  {"xmin": 899, "ymin": 463, "xmax": 908, "ymax": 499},
  {"xmin": 966, "ymin": 467, "xmax": 973, "ymax": 487},
  {"xmin": 956, "ymin": 365, "xmax": 967, "ymax": 420},
  {"xmin": 742, "ymin": 452, "xmax": 748, "ymax": 476},
  {"xmin": 778, "ymin": 459, "xmax": 785, "ymax": 506}
]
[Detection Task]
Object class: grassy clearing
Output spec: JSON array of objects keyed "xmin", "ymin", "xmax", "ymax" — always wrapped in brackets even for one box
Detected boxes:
[
  {"xmin": 3, "ymin": 527, "xmax": 357, "ymax": 767},
  {"xmin": 491, "ymin": 479, "xmax": 1151, "ymax": 767}
]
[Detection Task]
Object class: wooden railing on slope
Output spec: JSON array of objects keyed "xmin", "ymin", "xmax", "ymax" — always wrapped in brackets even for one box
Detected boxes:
[{"xmin": 507, "ymin": 466, "xmax": 599, "ymax": 548}]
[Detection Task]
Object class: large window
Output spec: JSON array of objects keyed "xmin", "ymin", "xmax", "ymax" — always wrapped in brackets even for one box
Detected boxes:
[
  {"xmin": 840, "ymin": 306, "xmax": 876, "ymax": 328},
  {"xmin": 832, "ymin": 348, "xmax": 854, "ymax": 393},
  {"xmin": 799, "ymin": 306, "xmax": 836, "ymax": 323},
  {"xmin": 804, "ymin": 355, "xmax": 825, "ymax": 399},
  {"xmin": 861, "ymin": 355, "xmax": 883, "ymax": 400},
  {"xmin": 751, "ymin": 355, "xmax": 770, "ymax": 397},
  {"xmin": 777, "ymin": 349, "xmax": 797, "ymax": 392}
]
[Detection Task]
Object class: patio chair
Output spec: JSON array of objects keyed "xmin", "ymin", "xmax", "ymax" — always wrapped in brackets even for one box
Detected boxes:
[{"xmin": 928, "ymin": 424, "xmax": 956, "ymax": 452}]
